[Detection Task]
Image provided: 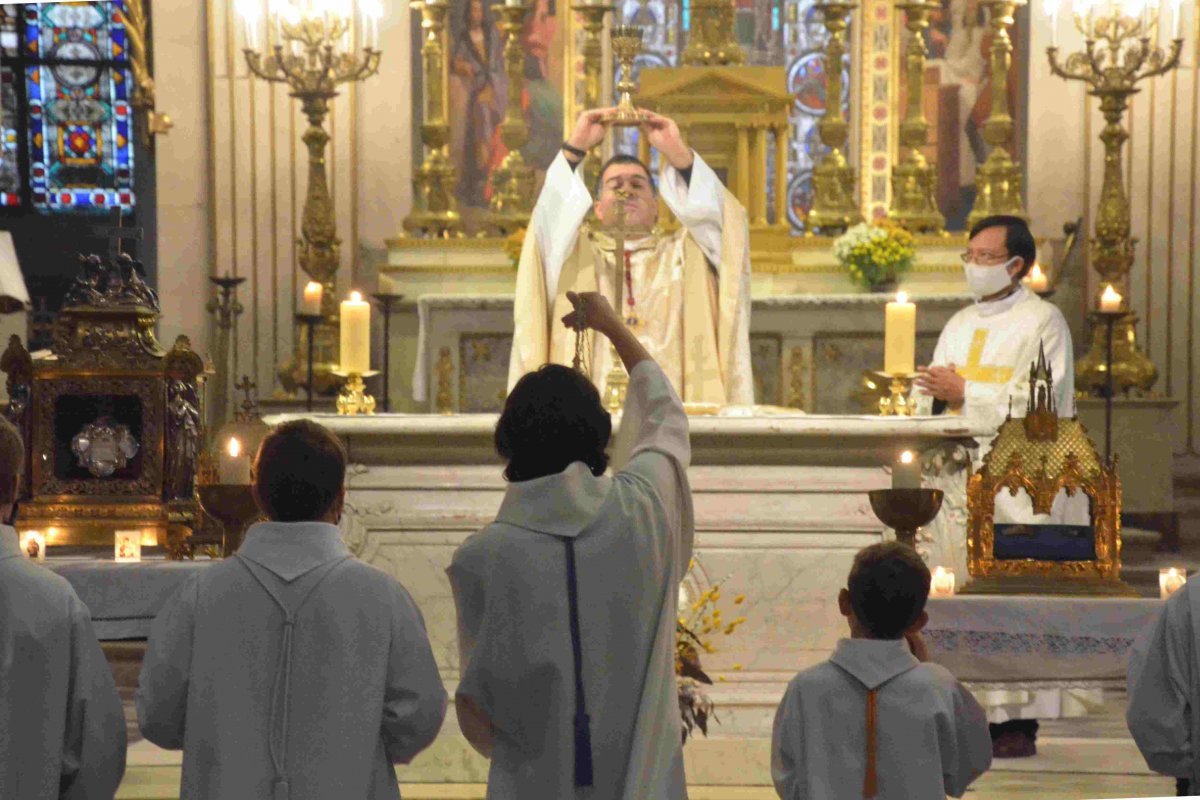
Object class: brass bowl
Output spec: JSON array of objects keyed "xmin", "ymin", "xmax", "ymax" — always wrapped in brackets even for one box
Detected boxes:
[{"xmin": 867, "ymin": 488, "xmax": 944, "ymax": 548}]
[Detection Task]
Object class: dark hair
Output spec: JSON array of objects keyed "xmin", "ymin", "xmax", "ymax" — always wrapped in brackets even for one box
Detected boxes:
[
  {"xmin": 846, "ymin": 542, "xmax": 931, "ymax": 639},
  {"xmin": 0, "ymin": 415, "xmax": 22, "ymax": 506},
  {"xmin": 594, "ymin": 153, "xmax": 656, "ymax": 196},
  {"xmin": 495, "ymin": 364, "xmax": 611, "ymax": 482},
  {"xmin": 968, "ymin": 214, "xmax": 1037, "ymax": 279},
  {"xmin": 252, "ymin": 419, "xmax": 347, "ymax": 522}
]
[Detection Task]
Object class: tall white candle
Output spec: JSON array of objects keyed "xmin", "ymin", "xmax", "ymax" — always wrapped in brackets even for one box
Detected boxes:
[
  {"xmin": 301, "ymin": 281, "xmax": 323, "ymax": 316},
  {"xmin": 218, "ymin": 436, "xmax": 252, "ymax": 485},
  {"xmin": 340, "ymin": 291, "xmax": 371, "ymax": 373},
  {"xmin": 884, "ymin": 292, "xmax": 916, "ymax": 375}
]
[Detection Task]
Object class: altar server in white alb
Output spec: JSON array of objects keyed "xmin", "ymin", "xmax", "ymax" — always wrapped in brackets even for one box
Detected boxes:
[
  {"xmin": 0, "ymin": 415, "xmax": 128, "ymax": 800},
  {"xmin": 138, "ymin": 420, "xmax": 446, "ymax": 800},
  {"xmin": 509, "ymin": 106, "xmax": 753, "ymax": 405},
  {"xmin": 772, "ymin": 542, "xmax": 992, "ymax": 800},
  {"xmin": 452, "ymin": 291, "xmax": 693, "ymax": 798}
]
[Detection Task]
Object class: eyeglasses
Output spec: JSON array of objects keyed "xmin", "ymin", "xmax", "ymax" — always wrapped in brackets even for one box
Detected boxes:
[{"xmin": 960, "ymin": 251, "xmax": 1010, "ymax": 265}]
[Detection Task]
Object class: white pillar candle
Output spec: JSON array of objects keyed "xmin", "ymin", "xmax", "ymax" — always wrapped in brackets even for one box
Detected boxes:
[
  {"xmin": 1025, "ymin": 263, "xmax": 1049, "ymax": 293},
  {"xmin": 218, "ymin": 436, "xmax": 252, "ymax": 485},
  {"xmin": 892, "ymin": 450, "xmax": 921, "ymax": 489},
  {"xmin": 301, "ymin": 281, "xmax": 323, "ymax": 316},
  {"xmin": 339, "ymin": 291, "xmax": 371, "ymax": 373},
  {"xmin": 884, "ymin": 292, "xmax": 916, "ymax": 375},
  {"xmin": 1160, "ymin": 567, "xmax": 1187, "ymax": 599},
  {"xmin": 930, "ymin": 566, "xmax": 956, "ymax": 597},
  {"xmin": 1100, "ymin": 284, "xmax": 1123, "ymax": 312}
]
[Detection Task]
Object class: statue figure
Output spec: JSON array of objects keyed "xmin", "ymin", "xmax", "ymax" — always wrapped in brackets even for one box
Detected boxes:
[{"xmin": 165, "ymin": 379, "xmax": 201, "ymax": 500}]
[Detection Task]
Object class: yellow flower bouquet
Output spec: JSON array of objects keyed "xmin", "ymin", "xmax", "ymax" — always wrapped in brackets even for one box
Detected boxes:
[
  {"xmin": 504, "ymin": 227, "xmax": 526, "ymax": 269},
  {"xmin": 676, "ymin": 566, "xmax": 748, "ymax": 743},
  {"xmin": 832, "ymin": 220, "xmax": 916, "ymax": 291}
]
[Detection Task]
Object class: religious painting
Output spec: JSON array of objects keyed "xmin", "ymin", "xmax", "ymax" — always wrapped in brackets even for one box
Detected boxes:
[
  {"xmin": 897, "ymin": 0, "xmax": 1027, "ymax": 230},
  {"xmin": 20, "ymin": 529, "xmax": 44, "ymax": 562},
  {"xmin": 447, "ymin": 0, "xmax": 564, "ymax": 227},
  {"xmin": 113, "ymin": 529, "xmax": 140, "ymax": 562}
]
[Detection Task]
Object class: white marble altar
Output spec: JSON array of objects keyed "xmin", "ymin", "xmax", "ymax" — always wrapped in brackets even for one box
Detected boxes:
[{"xmin": 265, "ymin": 410, "xmax": 986, "ymax": 779}]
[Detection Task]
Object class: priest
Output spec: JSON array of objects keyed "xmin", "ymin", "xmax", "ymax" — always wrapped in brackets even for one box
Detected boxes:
[{"xmin": 508, "ymin": 107, "xmax": 753, "ymax": 405}]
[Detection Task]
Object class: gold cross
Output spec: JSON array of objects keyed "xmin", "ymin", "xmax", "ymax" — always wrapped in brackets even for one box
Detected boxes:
[{"xmin": 957, "ymin": 329, "xmax": 1014, "ymax": 384}]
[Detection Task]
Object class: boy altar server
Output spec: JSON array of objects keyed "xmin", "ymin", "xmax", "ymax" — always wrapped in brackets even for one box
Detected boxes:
[
  {"xmin": 138, "ymin": 420, "xmax": 446, "ymax": 800},
  {"xmin": 450, "ymin": 290, "xmax": 693, "ymax": 798},
  {"xmin": 0, "ymin": 415, "xmax": 128, "ymax": 799},
  {"xmin": 772, "ymin": 542, "xmax": 992, "ymax": 799}
]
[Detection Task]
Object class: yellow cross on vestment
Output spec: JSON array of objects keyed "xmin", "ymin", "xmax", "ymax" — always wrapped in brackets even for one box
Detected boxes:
[{"xmin": 957, "ymin": 329, "xmax": 1015, "ymax": 384}]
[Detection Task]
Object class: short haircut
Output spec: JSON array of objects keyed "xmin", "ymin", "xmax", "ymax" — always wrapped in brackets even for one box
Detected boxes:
[
  {"xmin": 252, "ymin": 419, "xmax": 346, "ymax": 522},
  {"xmin": 495, "ymin": 364, "xmax": 611, "ymax": 482},
  {"xmin": 969, "ymin": 214, "xmax": 1036, "ymax": 279},
  {"xmin": 0, "ymin": 415, "xmax": 23, "ymax": 505},
  {"xmin": 846, "ymin": 542, "xmax": 931, "ymax": 639},
  {"xmin": 595, "ymin": 153, "xmax": 656, "ymax": 196}
]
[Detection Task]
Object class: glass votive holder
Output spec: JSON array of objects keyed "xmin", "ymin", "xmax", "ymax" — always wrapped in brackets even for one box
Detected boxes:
[
  {"xmin": 1160, "ymin": 567, "xmax": 1187, "ymax": 599},
  {"xmin": 931, "ymin": 566, "xmax": 956, "ymax": 598}
]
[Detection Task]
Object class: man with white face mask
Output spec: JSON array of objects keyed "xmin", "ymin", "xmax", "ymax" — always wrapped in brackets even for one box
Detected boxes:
[{"xmin": 916, "ymin": 215, "xmax": 1081, "ymax": 761}]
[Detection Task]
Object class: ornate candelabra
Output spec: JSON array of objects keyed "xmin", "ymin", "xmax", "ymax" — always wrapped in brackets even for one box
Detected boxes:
[
  {"xmin": 681, "ymin": 0, "xmax": 745, "ymax": 65},
  {"xmin": 405, "ymin": 0, "xmax": 463, "ymax": 238},
  {"xmin": 607, "ymin": 25, "xmax": 646, "ymax": 127},
  {"xmin": 1047, "ymin": 1, "xmax": 1182, "ymax": 394},
  {"xmin": 807, "ymin": 0, "xmax": 862, "ymax": 234},
  {"xmin": 115, "ymin": 0, "xmax": 173, "ymax": 145},
  {"xmin": 966, "ymin": 0, "xmax": 1028, "ymax": 227},
  {"xmin": 889, "ymin": 0, "xmax": 945, "ymax": 233},
  {"xmin": 239, "ymin": 0, "xmax": 382, "ymax": 395},
  {"xmin": 486, "ymin": 0, "xmax": 535, "ymax": 236},
  {"xmin": 572, "ymin": 1, "xmax": 615, "ymax": 186}
]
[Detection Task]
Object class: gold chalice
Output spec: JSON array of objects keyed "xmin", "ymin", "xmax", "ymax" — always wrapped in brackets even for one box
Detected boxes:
[{"xmin": 605, "ymin": 25, "xmax": 645, "ymax": 127}]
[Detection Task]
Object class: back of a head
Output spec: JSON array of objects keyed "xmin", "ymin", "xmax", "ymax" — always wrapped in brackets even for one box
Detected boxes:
[
  {"xmin": 495, "ymin": 364, "xmax": 611, "ymax": 482},
  {"xmin": 0, "ymin": 415, "xmax": 23, "ymax": 509},
  {"xmin": 253, "ymin": 419, "xmax": 346, "ymax": 522},
  {"xmin": 847, "ymin": 542, "xmax": 931, "ymax": 639}
]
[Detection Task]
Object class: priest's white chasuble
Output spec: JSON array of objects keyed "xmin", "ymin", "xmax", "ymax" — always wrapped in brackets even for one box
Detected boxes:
[
  {"xmin": 450, "ymin": 361, "xmax": 693, "ymax": 799},
  {"xmin": 509, "ymin": 151, "xmax": 753, "ymax": 404}
]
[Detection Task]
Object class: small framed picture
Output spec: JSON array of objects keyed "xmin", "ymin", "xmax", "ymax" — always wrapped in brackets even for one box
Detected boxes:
[
  {"xmin": 20, "ymin": 530, "xmax": 45, "ymax": 563},
  {"xmin": 114, "ymin": 530, "xmax": 141, "ymax": 563}
]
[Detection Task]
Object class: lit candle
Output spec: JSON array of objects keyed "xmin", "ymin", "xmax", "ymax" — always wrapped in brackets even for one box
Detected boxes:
[
  {"xmin": 892, "ymin": 450, "xmax": 921, "ymax": 489},
  {"xmin": 1171, "ymin": 0, "xmax": 1182, "ymax": 38},
  {"xmin": 21, "ymin": 530, "xmax": 45, "ymax": 562},
  {"xmin": 1044, "ymin": 0, "xmax": 1060, "ymax": 48},
  {"xmin": 340, "ymin": 291, "xmax": 372, "ymax": 373},
  {"xmin": 1099, "ymin": 284, "xmax": 1123, "ymax": 313},
  {"xmin": 930, "ymin": 566, "xmax": 956, "ymax": 597},
  {"xmin": 506, "ymin": 0, "xmax": 523, "ymax": 7},
  {"xmin": 238, "ymin": 0, "xmax": 261, "ymax": 48},
  {"xmin": 1025, "ymin": 263, "xmax": 1049, "ymax": 293},
  {"xmin": 1160, "ymin": 567, "xmax": 1187, "ymax": 599},
  {"xmin": 884, "ymin": 292, "xmax": 916, "ymax": 375},
  {"xmin": 301, "ymin": 281, "xmax": 323, "ymax": 316},
  {"xmin": 218, "ymin": 436, "xmax": 252, "ymax": 485},
  {"xmin": 114, "ymin": 530, "xmax": 142, "ymax": 563}
]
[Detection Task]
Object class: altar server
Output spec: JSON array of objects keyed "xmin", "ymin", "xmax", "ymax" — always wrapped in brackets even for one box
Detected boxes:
[
  {"xmin": 507, "ymin": 106, "xmax": 753, "ymax": 405},
  {"xmin": 0, "ymin": 415, "xmax": 128, "ymax": 800},
  {"xmin": 138, "ymin": 420, "xmax": 446, "ymax": 800},
  {"xmin": 451, "ymin": 291, "xmax": 692, "ymax": 798},
  {"xmin": 771, "ymin": 542, "xmax": 992, "ymax": 800},
  {"xmin": 1127, "ymin": 574, "xmax": 1200, "ymax": 790}
]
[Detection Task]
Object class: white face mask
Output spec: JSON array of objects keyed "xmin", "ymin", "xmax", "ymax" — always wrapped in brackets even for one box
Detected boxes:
[{"xmin": 963, "ymin": 258, "xmax": 1018, "ymax": 299}]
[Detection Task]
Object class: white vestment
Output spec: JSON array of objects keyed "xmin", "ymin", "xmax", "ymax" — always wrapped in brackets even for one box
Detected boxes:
[
  {"xmin": 507, "ymin": 151, "xmax": 754, "ymax": 404},
  {"xmin": 138, "ymin": 522, "xmax": 447, "ymax": 800},
  {"xmin": 772, "ymin": 638, "xmax": 992, "ymax": 800},
  {"xmin": 449, "ymin": 360, "xmax": 693, "ymax": 799},
  {"xmin": 0, "ymin": 524, "xmax": 127, "ymax": 800},
  {"xmin": 1127, "ymin": 578, "xmax": 1199, "ymax": 783}
]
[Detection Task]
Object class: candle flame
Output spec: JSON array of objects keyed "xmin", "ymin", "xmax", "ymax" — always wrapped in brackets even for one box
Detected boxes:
[
  {"xmin": 1101, "ymin": 284, "xmax": 1122, "ymax": 303},
  {"xmin": 933, "ymin": 566, "xmax": 946, "ymax": 577},
  {"xmin": 349, "ymin": 290, "xmax": 363, "ymax": 303},
  {"xmin": 896, "ymin": 291, "xmax": 908, "ymax": 304},
  {"xmin": 304, "ymin": 280, "xmax": 322, "ymax": 294},
  {"xmin": 227, "ymin": 437, "xmax": 241, "ymax": 458},
  {"xmin": 1028, "ymin": 263, "xmax": 1045, "ymax": 280},
  {"xmin": 899, "ymin": 450, "xmax": 914, "ymax": 464}
]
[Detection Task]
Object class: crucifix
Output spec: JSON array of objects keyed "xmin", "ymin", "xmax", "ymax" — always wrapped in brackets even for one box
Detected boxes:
[
  {"xmin": 234, "ymin": 375, "xmax": 260, "ymax": 420},
  {"xmin": 90, "ymin": 208, "xmax": 144, "ymax": 260}
]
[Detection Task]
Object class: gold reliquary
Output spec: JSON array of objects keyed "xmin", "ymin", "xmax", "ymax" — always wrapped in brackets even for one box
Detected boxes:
[
  {"xmin": 964, "ymin": 344, "xmax": 1134, "ymax": 596},
  {"xmin": 1, "ymin": 253, "xmax": 206, "ymax": 558}
]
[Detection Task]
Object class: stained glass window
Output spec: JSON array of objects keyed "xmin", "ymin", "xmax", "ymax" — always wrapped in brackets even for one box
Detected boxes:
[{"xmin": 0, "ymin": 2, "xmax": 135, "ymax": 213}]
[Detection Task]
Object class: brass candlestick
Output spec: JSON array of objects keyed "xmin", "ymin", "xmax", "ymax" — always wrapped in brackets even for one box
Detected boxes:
[
  {"xmin": 867, "ymin": 371, "xmax": 917, "ymax": 416},
  {"xmin": 404, "ymin": 0, "xmax": 464, "ymax": 238},
  {"xmin": 807, "ymin": 0, "xmax": 862, "ymax": 234},
  {"xmin": 966, "ymin": 0, "xmax": 1028, "ymax": 227},
  {"xmin": 206, "ymin": 273, "xmax": 246, "ymax": 426},
  {"xmin": 681, "ymin": 0, "xmax": 745, "ymax": 65},
  {"xmin": 572, "ymin": 1, "xmax": 615, "ymax": 187},
  {"xmin": 1048, "ymin": 16, "xmax": 1181, "ymax": 395},
  {"xmin": 889, "ymin": 0, "xmax": 945, "ymax": 233},
  {"xmin": 243, "ymin": 12, "xmax": 381, "ymax": 395},
  {"xmin": 486, "ymin": 1, "xmax": 535, "ymax": 236},
  {"xmin": 606, "ymin": 25, "xmax": 645, "ymax": 127},
  {"xmin": 336, "ymin": 370, "xmax": 379, "ymax": 415}
]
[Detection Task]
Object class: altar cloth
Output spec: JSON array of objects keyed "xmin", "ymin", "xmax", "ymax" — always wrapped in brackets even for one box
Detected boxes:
[
  {"xmin": 925, "ymin": 595, "xmax": 1163, "ymax": 687},
  {"xmin": 46, "ymin": 558, "xmax": 211, "ymax": 640}
]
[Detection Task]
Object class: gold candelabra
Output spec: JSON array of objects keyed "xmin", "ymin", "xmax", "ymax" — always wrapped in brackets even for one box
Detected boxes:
[
  {"xmin": 681, "ymin": 0, "xmax": 745, "ymax": 65},
  {"xmin": 966, "ymin": 0, "xmax": 1028, "ymax": 227},
  {"xmin": 241, "ymin": 2, "xmax": 382, "ymax": 396},
  {"xmin": 607, "ymin": 25, "xmax": 646, "ymax": 127},
  {"xmin": 868, "ymin": 371, "xmax": 917, "ymax": 416},
  {"xmin": 486, "ymin": 0, "xmax": 536, "ymax": 236},
  {"xmin": 405, "ymin": 0, "xmax": 464, "ymax": 238},
  {"xmin": 890, "ymin": 0, "xmax": 945, "ymax": 233},
  {"xmin": 571, "ymin": 1, "xmax": 615, "ymax": 187},
  {"xmin": 1047, "ymin": 3, "xmax": 1183, "ymax": 393},
  {"xmin": 807, "ymin": 0, "xmax": 862, "ymax": 234},
  {"xmin": 114, "ymin": 0, "xmax": 172, "ymax": 146}
]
